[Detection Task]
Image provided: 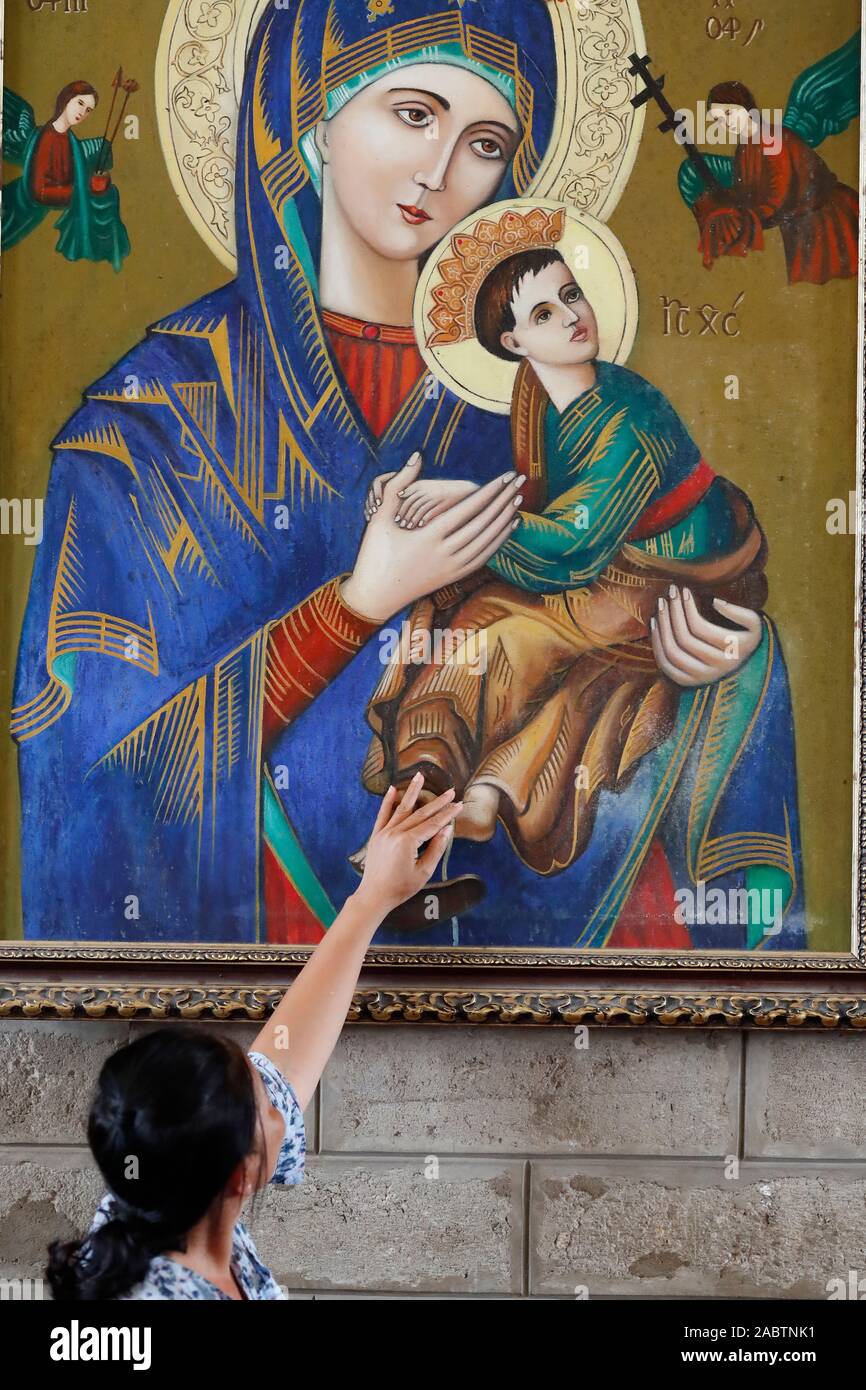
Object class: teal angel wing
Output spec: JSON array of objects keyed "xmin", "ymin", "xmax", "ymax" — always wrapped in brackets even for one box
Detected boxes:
[
  {"xmin": 2, "ymin": 88, "xmax": 36, "ymax": 165},
  {"xmin": 677, "ymin": 154, "xmax": 735, "ymax": 209},
  {"xmin": 79, "ymin": 135, "xmax": 113, "ymax": 170},
  {"xmin": 783, "ymin": 30, "xmax": 860, "ymax": 147}
]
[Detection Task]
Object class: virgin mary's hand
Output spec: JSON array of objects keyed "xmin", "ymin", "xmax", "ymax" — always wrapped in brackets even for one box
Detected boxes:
[
  {"xmin": 651, "ymin": 585, "xmax": 763, "ymax": 688},
  {"xmin": 342, "ymin": 451, "xmax": 523, "ymax": 623}
]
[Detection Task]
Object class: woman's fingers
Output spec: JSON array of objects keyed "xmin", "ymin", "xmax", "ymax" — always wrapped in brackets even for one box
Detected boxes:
[
  {"xmin": 398, "ymin": 785, "xmax": 457, "ymax": 833},
  {"xmin": 416, "ymin": 826, "xmax": 453, "ymax": 879},
  {"xmin": 650, "ymin": 616, "xmax": 696, "ymax": 686},
  {"xmin": 655, "ymin": 596, "xmax": 712, "ymax": 681},
  {"xmin": 674, "ymin": 587, "xmax": 734, "ymax": 650},
  {"xmin": 380, "ymin": 454, "xmax": 423, "ymax": 516},
  {"xmin": 412, "ymin": 802, "xmax": 463, "ymax": 849},
  {"xmin": 712, "ymin": 596, "xmax": 763, "ymax": 636},
  {"xmin": 414, "ymin": 499, "xmax": 448, "ymax": 528},
  {"xmin": 389, "ymin": 771, "xmax": 425, "ymax": 824},
  {"xmin": 370, "ymin": 785, "xmax": 398, "ymax": 835},
  {"xmin": 456, "ymin": 512, "xmax": 522, "ymax": 574},
  {"xmin": 436, "ymin": 471, "xmax": 518, "ymax": 539},
  {"xmin": 448, "ymin": 483, "xmax": 523, "ymax": 556},
  {"xmin": 666, "ymin": 586, "xmax": 725, "ymax": 663}
]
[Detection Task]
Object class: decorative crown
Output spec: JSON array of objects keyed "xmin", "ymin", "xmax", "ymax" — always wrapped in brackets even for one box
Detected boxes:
[{"xmin": 426, "ymin": 206, "xmax": 566, "ymax": 349}]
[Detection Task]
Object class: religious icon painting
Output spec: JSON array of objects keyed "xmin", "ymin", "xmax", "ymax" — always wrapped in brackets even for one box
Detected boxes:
[{"xmin": 0, "ymin": 0, "xmax": 864, "ymax": 1028}]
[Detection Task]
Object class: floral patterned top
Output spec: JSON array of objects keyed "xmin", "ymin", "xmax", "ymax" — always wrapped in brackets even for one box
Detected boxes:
[{"xmin": 82, "ymin": 1050, "xmax": 305, "ymax": 1300}]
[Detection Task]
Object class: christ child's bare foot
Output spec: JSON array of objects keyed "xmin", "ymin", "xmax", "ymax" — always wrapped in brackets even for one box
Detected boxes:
[{"xmin": 454, "ymin": 783, "xmax": 500, "ymax": 842}]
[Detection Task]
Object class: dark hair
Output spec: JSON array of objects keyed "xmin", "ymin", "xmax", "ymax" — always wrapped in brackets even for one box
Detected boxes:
[
  {"xmin": 47, "ymin": 1028, "xmax": 264, "ymax": 1300},
  {"xmin": 474, "ymin": 248, "xmax": 567, "ymax": 363},
  {"xmin": 707, "ymin": 80, "xmax": 757, "ymax": 115},
  {"xmin": 52, "ymin": 81, "xmax": 98, "ymax": 122}
]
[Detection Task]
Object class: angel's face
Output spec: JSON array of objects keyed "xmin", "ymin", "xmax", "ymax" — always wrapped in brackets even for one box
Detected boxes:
[
  {"xmin": 708, "ymin": 103, "xmax": 754, "ymax": 143},
  {"xmin": 65, "ymin": 94, "xmax": 96, "ymax": 126}
]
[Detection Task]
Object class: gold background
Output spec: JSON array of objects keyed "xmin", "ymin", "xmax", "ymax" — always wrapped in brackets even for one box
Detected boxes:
[{"xmin": 0, "ymin": 0, "xmax": 860, "ymax": 949}]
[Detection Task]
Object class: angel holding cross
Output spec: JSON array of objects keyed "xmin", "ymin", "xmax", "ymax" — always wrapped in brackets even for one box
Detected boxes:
[
  {"xmin": 631, "ymin": 32, "xmax": 860, "ymax": 286},
  {"xmin": 1, "ymin": 70, "xmax": 136, "ymax": 270}
]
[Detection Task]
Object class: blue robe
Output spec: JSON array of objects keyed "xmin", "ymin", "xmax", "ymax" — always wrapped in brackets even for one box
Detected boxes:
[{"xmin": 11, "ymin": 0, "xmax": 806, "ymax": 949}]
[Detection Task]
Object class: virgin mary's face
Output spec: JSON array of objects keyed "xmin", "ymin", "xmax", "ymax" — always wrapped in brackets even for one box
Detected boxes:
[{"xmin": 315, "ymin": 62, "xmax": 521, "ymax": 262}]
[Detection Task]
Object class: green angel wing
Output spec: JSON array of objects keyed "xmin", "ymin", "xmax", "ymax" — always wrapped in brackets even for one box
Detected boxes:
[
  {"xmin": 2, "ymin": 88, "xmax": 36, "ymax": 165},
  {"xmin": 783, "ymin": 30, "xmax": 861, "ymax": 147},
  {"xmin": 677, "ymin": 154, "xmax": 735, "ymax": 209}
]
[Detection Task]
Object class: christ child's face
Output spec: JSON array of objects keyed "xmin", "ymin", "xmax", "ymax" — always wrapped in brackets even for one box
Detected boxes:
[
  {"xmin": 315, "ymin": 62, "xmax": 520, "ymax": 262},
  {"xmin": 501, "ymin": 259, "xmax": 599, "ymax": 368},
  {"xmin": 708, "ymin": 102, "xmax": 754, "ymax": 143},
  {"xmin": 64, "ymin": 93, "xmax": 96, "ymax": 126}
]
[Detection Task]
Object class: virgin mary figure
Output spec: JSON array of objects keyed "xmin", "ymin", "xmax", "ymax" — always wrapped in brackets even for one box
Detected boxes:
[{"xmin": 12, "ymin": 0, "xmax": 804, "ymax": 951}]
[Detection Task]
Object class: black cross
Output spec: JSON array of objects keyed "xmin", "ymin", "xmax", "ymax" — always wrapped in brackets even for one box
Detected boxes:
[{"xmin": 628, "ymin": 52, "xmax": 726, "ymax": 196}]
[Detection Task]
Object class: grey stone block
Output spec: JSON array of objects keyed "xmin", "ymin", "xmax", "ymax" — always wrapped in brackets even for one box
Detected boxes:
[
  {"xmin": 0, "ymin": 1020, "xmax": 129, "ymax": 1144},
  {"xmin": 0, "ymin": 1149, "xmax": 102, "ymax": 1279},
  {"xmin": 745, "ymin": 1032, "xmax": 866, "ymax": 1159},
  {"xmin": 321, "ymin": 1026, "xmax": 741, "ymax": 1157},
  {"xmin": 251, "ymin": 1155, "xmax": 525, "ymax": 1294},
  {"xmin": 530, "ymin": 1158, "xmax": 866, "ymax": 1299}
]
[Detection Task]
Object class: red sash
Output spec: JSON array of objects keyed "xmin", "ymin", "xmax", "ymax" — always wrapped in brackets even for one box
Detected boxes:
[{"xmin": 627, "ymin": 457, "xmax": 716, "ymax": 541}]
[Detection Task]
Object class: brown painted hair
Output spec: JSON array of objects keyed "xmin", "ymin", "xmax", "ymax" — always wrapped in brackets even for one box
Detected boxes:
[
  {"xmin": 707, "ymin": 80, "xmax": 757, "ymax": 114},
  {"xmin": 52, "ymin": 81, "xmax": 98, "ymax": 122},
  {"xmin": 474, "ymin": 247, "xmax": 567, "ymax": 364}
]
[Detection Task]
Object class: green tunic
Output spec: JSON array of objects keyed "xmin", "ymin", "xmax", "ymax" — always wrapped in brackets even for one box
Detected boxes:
[{"xmin": 488, "ymin": 359, "xmax": 730, "ymax": 594}]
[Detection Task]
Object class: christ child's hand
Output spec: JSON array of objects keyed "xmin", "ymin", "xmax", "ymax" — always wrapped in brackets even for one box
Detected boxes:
[
  {"xmin": 394, "ymin": 477, "xmax": 480, "ymax": 529},
  {"xmin": 364, "ymin": 472, "xmax": 397, "ymax": 522}
]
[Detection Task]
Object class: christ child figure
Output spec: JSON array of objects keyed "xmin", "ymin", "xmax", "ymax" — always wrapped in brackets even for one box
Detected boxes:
[{"xmin": 357, "ymin": 210, "xmax": 768, "ymax": 876}]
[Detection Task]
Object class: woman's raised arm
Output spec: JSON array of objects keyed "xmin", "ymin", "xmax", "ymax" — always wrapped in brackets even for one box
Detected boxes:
[{"xmin": 250, "ymin": 774, "xmax": 462, "ymax": 1108}]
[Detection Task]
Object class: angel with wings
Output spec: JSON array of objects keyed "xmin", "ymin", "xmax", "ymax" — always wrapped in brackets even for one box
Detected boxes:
[
  {"xmin": 676, "ymin": 31, "xmax": 860, "ymax": 284},
  {"xmin": 2, "ymin": 80, "xmax": 130, "ymax": 271}
]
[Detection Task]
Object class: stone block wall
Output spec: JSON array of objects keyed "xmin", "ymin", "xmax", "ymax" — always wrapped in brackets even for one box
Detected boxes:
[{"xmin": 1, "ymin": 1020, "xmax": 864, "ymax": 1299}]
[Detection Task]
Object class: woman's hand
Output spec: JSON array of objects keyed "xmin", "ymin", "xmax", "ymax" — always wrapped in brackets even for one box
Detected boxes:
[
  {"xmin": 394, "ymin": 477, "xmax": 479, "ymax": 528},
  {"xmin": 355, "ymin": 774, "xmax": 463, "ymax": 916},
  {"xmin": 342, "ymin": 451, "xmax": 523, "ymax": 622},
  {"xmin": 651, "ymin": 584, "xmax": 763, "ymax": 688}
]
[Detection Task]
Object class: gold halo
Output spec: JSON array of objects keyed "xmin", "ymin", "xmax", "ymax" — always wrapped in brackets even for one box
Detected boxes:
[
  {"xmin": 156, "ymin": 0, "xmax": 647, "ymax": 270},
  {"xmin": 414, "ymin": 199, "xmax": 639, "ymax": 416}
]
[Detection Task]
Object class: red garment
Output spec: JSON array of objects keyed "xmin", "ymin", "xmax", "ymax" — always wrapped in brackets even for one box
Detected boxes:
[
  {"xmin": 628, "ymin": 457, "xmax": 715, "ymax": 541},
  {"xmin": 30, "ymin": 125, "xmax": 74, "ymax": 206},
  {"xmin": 262, "ymin": 315, "xmax": 425, "ymax": 941},
  {"xmin": 693, "ymin": 126, "xmax": 859, "ymax": 284},
  {"xmin": 607, "ymin": 838, "xmax": 692, "ymax": 949},
  {"xmin": 262, "ymin": 575, "xmax": 379, "ymax": 944},
  {"xmin": 322, "ymin": 310, "xmax": 426, "ymax": 436}
]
